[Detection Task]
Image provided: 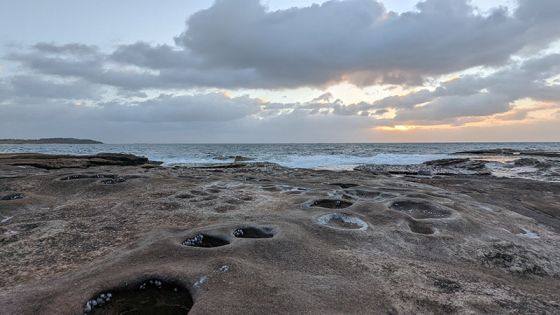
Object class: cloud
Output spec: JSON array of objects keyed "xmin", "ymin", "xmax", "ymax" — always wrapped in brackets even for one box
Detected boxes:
[
  {"xmin": 7, "ymin": 0, "xmax": 560, "ymax": 90},
  {"xmin": 0, "ymin": 91, "xmax": 376, "ymax": 142},
  {"xmin": 98, "ymin": 93, "xmax": 262, "ymax": 122},
  {"xmin": 1, "ymin": 0, "xmax": 559, "ymax": 142},
  {"xmin": 173, "ymin": 0, "xmax": 560, "ymax": 87},
  {"xmin": 1, "ymin": 52, "xmax": 558, "ymax": 131},
  {"xmin": 395, "ymin": 93, "xmax": 513, "ymax": 122},
  {"xmin": 0, "ymin": 92, "xmax": 261, "ymax": 123},
  {"xmin": 0, "ymin": 75, "xmax": 97, "ymax": 100},
  {"xmin": 365, "ymin": 53, "xmax": 560, "ymax": 124}
]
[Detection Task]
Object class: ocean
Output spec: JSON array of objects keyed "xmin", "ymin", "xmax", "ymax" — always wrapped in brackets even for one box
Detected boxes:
[{"xmin": 1, "ymin": 142, "xmax": 559, "ymax": 169}]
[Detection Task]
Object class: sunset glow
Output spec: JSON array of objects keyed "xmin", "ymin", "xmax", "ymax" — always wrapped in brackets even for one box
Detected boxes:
[{"xmin": 0, "ymin": 0, "xmax": 558, "ymax": 143}]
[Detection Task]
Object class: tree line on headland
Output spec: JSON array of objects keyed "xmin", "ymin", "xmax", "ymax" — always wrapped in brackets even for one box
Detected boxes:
[{"xmin": 0, "ymin": 138, "xmax": 102, "ymax": 144}]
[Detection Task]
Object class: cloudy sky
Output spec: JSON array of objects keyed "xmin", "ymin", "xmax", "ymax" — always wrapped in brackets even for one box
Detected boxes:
[{"xmin": 1, "ymin": 0, "xmax": 559, "ymax": 143}]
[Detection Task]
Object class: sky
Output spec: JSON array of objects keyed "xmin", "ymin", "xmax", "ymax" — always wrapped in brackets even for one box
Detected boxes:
[{"xmin": 0, "ymin": 0, "xmax": 559, "ymax": 143}]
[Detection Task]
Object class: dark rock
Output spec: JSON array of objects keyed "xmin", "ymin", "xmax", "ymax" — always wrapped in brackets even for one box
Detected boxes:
[
  {"xmin": 513, "ymin": 158, "xmax": 540, "ymax": 167},
  {"xmin": 193, "ymin": 163, "xmax": 248, "ymax": 169},
  {"xmin": 214, "ymin": 155, "xmax": 255, "ymax": 162},
  {"xmin": 417, "ymin": 169, "xmax": 432, "ymax": 176},
  {"xmin": 424, "ymin": 158, "xmax": 470, "ymax": 166},
  {"xmin": 175, "ymin": 193, "xmax": 194, "ymax": 199},
  {"xmin": 1, "ymin": 193, "xmax": 24, "ymax": 201},
  {"xmin": 310, "ymin": 199, "xmax": 353, "ymax": 209},
  {"xmin": 86, "ymin": 279, "xmax": 193, "ymax": 314},
  {"xmin": 512, "ymin": 158, "xmax": 552, "ymax": 168},
  {"xmin": 0, "ymin": 153, "xmax": 155, "ymax": 169},
  {"xmin": 233, "ymin": 155, "xmax": 255, "ymax": 162},
  {"xmin": 433, "ymin": 278, "xmax": 462, "ymax": 293},
  {"xmin": 478, "ymin": 242, "xmax": 549, "ymax": 276},
  {"xmin": 390, "ymin": 200, "xmax": 452, "ymax": 219},
  {"xmin": 356, "ymin": 159, "xmax": 491, "ymax": 176},
  {"xmin": 101, "ymin": 177, "xmax": 126, "ymax": 185},
  {"xmin": 455, "ymin": 149, "xmax": 560, "ymax": 158},
  {"xmin": 182, "ymin": 233, "xmax": 230, "ymax": 248},
  {"xmin": 424, "ymin": 158, "xmax": 487, "ymax": 170},
  {"xmin": 329, "ymin": 183, "xmax": 359, "ymax": 188},
  {"xmin": 408, "ymin": 220, "xmax": 435, "ymax": 234},
  {"xmin": 233, "ymin": 226, "xmax": 275, "ymax": 238}
]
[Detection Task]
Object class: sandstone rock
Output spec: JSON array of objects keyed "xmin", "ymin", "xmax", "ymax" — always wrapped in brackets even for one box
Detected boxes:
[
  {"xmin": 455, "ymin": 148, "xmax": 560, "ymax": 158},
  {"xmin": 0, "ymin": 155, "xmax": 559, "ymax": 314},
  {"xmin": 0, "ymin": 153, "xmax": 158, "ymax": 169}
]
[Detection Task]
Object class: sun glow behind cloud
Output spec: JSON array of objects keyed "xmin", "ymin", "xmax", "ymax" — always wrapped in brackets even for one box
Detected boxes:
[{"xmin": 0, "ymin": 0, "xmax": 559, "ymax": 142}]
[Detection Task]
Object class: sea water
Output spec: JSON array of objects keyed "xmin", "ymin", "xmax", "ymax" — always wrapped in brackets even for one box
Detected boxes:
[{"xmin": 1, "ymin": 142, "xmax": 559, "ymax": 169}]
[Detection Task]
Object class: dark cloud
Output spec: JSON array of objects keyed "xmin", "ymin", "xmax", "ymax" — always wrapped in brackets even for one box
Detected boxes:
[
  {"xmin": 0, "ymin": 92, "xmax": 376, "ymax": 142},
  {"xmin": 395, "ymin": 93, "xmax": 513, "ymax": 122},
  {"xmin": 6, "ymin": 0, "xmax": 560, "ymax": 90},
  {"xmin": 97, "ymin": 93, "xmax": 262, "ymax": 122},
  {"xmin": 0, "ymin": 92, "xmax": 261, "ymax": 123},
  {"xmin": 176, "ymin": 0, "xmax": 536, "ymax": 87},
  {"xmin": 1, "ymin": 53, "xmax": 558, "ymax": 131},
  {"xmin": 1, "ymin": 0, "xmax": 559, "ymax": 142},
  {"xmin": 0, "ymin": 75, "xmax": 97, "ymax": 100},
  {"xmin": 367, "ymin": 53, "xmax": 560, "ymax": 123}
]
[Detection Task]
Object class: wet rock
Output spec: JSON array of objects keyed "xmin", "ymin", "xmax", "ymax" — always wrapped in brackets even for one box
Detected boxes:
[
  {"xmin": 86, "ymin": 279, "xmax": 192, "ymax": 315},
  {"xmin": 512, "ymin": 158, "xmax": 552, "ymax": 168},
  {"xmin": 1, "ymin": 193, "xmax": 24, "ymax": 201},
  {"xmin": 329, "ymin": 183, "xmax": 359, "ymax": 188},
  {"xmin": 354, "ymin": 164, "xmax": 420, "ymax": 175},
  {"xmin": 517, "ymin": 228, "xmax": 540, "ymax": 239},
  {"xmin": 356, "ymin": 159, "xmax": 491, "ymax": 176},
  {"xmin": 454, "ymin": 149, "xmax": 560, "ymax": 158},
  {"xmin": 175, "ymin": 193, "xmax": 194, "ymax": 199},
  {"xmin": 310, "ymin": 199, "xmax": 353, "ymax": 209},
  {"xmin": 233, "ymin": 226, "xmax": 275, "ymax": 238},
  {"xmin": 513, "ymin": 158, "xmax": 540, "ymax": 167},
  {"xmin": 408, "ymin": 220, "xmax": 435, "ymax": 235},
  {"xmin": 0, "ymin": 153, "xmax": 156, "ymax": 169},
  {"xmin": 424, "ymin": 158, "xmax": 488, "ymax": 171},
  {"xmin": 234, "ymin": 156, "xmax": 255, "ymax": 163},
  {"xmin": 101, "ymin": 177, "xmax": 126, "ymax": 185},
  {"xmin": 317, "ymin": 213, "xmax": 368, "ymax": 231},
  {"xmin": 477, "ymin": 242, "xmax": 550, "ymax": 276},
  {"xmin": 344, "ymin": 189, "xmax": 385, "ymax": 199},
  {"xmin": 262, "ymin": 185, "xmax": 281, "ymax": 192},
  {"xmin": 193, "ymin": 163, "xmax": 248, "ymax": 169},
  {"xmin": 424, "ymin": 158, "xmax": 470, "ymax": 167},
  {"xmin": 60, "ymin": 174, "xmax": 127, "ymax": 184},
  {"xmin": 213, "ymin": 155, "xmax": 255, "ymax": 162},
  {"xmin": 417, "ymin": 169, "xmax": 432, "ymax": 176},
  {"xmin": 390, "ymin": 200, "xmax": 453, "ymax": 219},
  {"xmin": 433, "ymin": 278, "xmax": 462, "ymax": 293},
  {"xmin": 182, "ymin": 233, "xmax": 230, "ymax": 248}
]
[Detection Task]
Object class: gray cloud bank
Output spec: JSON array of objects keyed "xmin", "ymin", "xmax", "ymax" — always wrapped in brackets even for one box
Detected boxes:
[
  {"xmin": 1, "ymin": 52, "xmax": 558, "ymax": 139},
  {"xmin": 6, "ymin": 0, "xmax": 560, "ymax": 90},
  {"xmin": 1, "ymin": 0, "xmax": 560, "ymax": 141}
]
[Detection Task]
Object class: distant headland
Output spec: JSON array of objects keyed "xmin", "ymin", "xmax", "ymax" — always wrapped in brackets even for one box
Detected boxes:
[{"xmin": 0, "ymin": 138, "xmax": 103, "ymax": 144}]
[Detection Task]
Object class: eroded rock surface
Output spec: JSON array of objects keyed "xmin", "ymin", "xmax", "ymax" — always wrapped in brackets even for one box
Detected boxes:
[
  {"xmin": 356, "ymin": 158, "xmax": 492, "ymax": 176},
  {"xmin": 454, "ymin": 148, "xmax": 560, "ymax": 158},
  {"xmin": 357, "ymin": 155, "xmax": 560, "ymax": 182},
  {"xmin": 0, "ymin": 154, "xmax": 559, "ymax": 314},
  {"xmin": 0, "ymin": 153, "xmax": 156, "ymax": 169}
]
